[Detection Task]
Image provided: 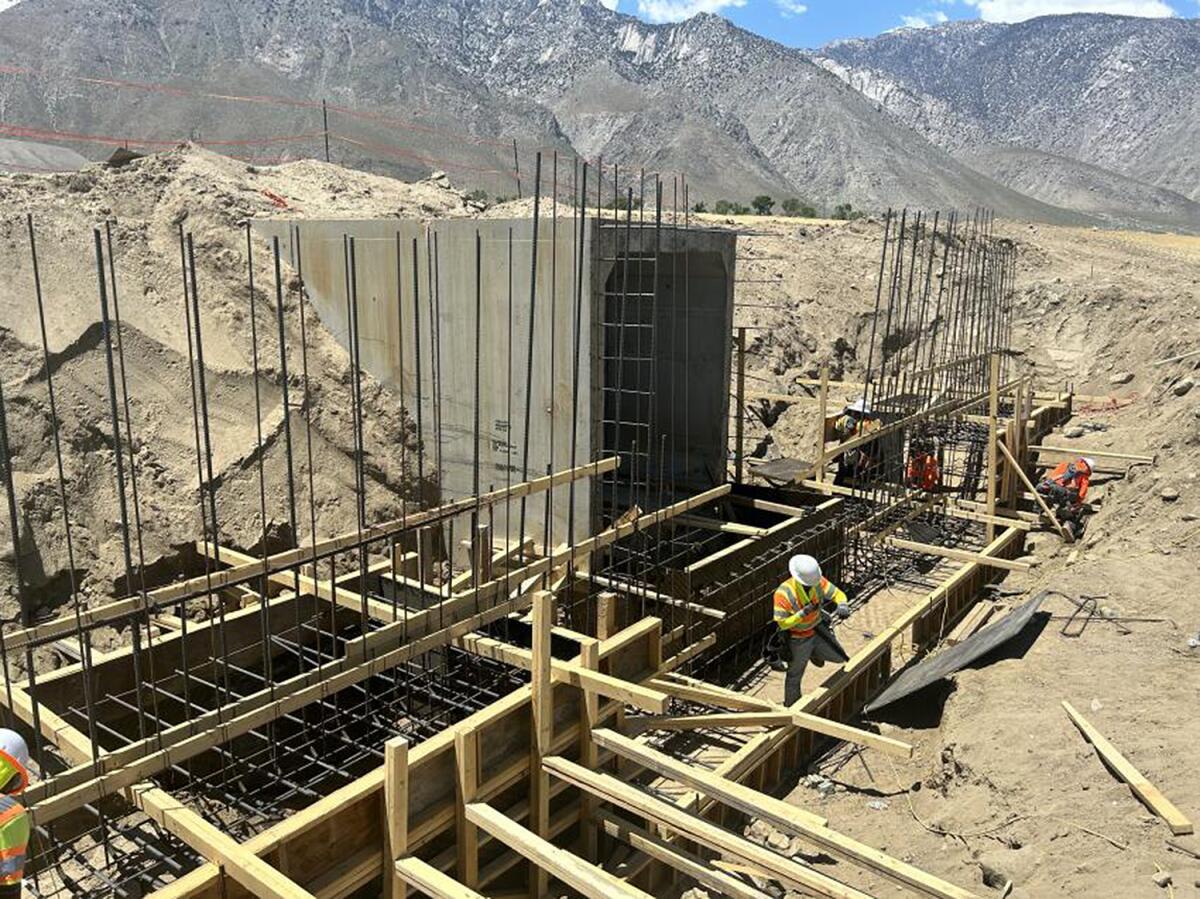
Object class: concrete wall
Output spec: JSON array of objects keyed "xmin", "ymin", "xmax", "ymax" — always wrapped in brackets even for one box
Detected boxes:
[{"xmin": 254, "ymin": 217, "xmax": 736, "ymax": 547}]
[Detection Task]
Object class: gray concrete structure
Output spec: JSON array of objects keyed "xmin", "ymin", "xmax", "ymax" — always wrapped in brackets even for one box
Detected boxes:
[{"xmin": 255, "ymin": 216, "xmax": 736, "ymax": 549}]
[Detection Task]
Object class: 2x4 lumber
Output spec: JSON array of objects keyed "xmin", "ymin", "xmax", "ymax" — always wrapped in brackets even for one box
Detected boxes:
[
  {"xmin": 1062, "ymin": 701, "xmax": 1193, "ymax": 836},
  {"xmin": 465, "ymin": 802, "xmax": 654, "ymax": 899},
  {"xmin": 454, "ymin": 728, "xmax": 480, "ymax": 888},
  {"xmin": 816, "ymin": 363, "xmax": 830, "ymax": 482},
  {"xmin": 5, "ymin": 456, "xmax": 619, "ymax": 653},
  {"xmin": 676, "ymin": 513, "xmax": 768, "ymax": 538},
  {"xmin": 1028, "ymin": 445, "xmax": 1154, "ymax": 464},
  {"xmin": 205, "ymin": 543, "xmax": 401, "ymax": 622},
  {"xmin": 684, "ymin": 503, "xmax": 805, "ymax": 577},
  {"xmin": 945, "ymin": 601, "xmax": 995, "ymax": 647},
  {"xmin": 590, "ymin": 729, "xmax": 972, "ymax": 899},
  {"xmin": 658, "ymin": 631, "xmax": 717, "ymax": 674},
  {"xmin": 579, "ymin": 637, "xmax": 602, "ymax": 860},
  {"xmin": 393, "ymin": 858, "xmax": 485, "ymax": 899},
  {"xmin": 731, "ymin": 495, "xmax": 810, "ymax": 519},
  {"xmin": 885, "ymin": 537, "xmax": 1031, "ymax": 572},
  {"xmin": 582, "ymin": 573, "xmax": 725, "ymax": 620},
  {"xmin": 448, "ymin": 536, "xmax": 533, "ymax": 591},
  {"xmin": 996, "ymin": 438, "xmax": 1069, "ymax": 539},
  {"xmin": 530, "ymin": 590, "xmax": 554, "ymax": 899},
  {"xmin": 133, "ymin": 785, "xmax": 317, "ymax": 899},
  {"xmin": 454, "ymin": 632, "xmax": 669, "ymax": 713},
  {"xmin": 647, "ymin": 675, "xmax": 913, "ymax": 759},
  {"xmin": 384, "ymin": 736, "xmax": 410, "ymax": 899},
  {"xmin": 596, "ymin": 808, "xmax": 773, "ymax": 899},
  {"xmin": 543, "ymin": 756, "xmax": 870, "ymax": 899}
]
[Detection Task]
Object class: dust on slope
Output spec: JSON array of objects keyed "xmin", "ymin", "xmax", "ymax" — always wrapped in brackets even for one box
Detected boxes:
[
  {"xmin": 724, "ymin": 216, "xmax": 1200, "ymax": 896},
  {"xmin": 0, "ymin": 146, "xmax": 477, "ymax": 668}
]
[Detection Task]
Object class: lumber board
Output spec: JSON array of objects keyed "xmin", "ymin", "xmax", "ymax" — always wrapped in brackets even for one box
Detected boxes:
[
  {"xmin": 596, "ymin": 808, "xmax": 773, "ymax": 899},
  {"xmin": 1062, "ymin": 701, "xmax": 1193, "ymax": 835},
  {"xmin": 885, "ymin": 537, "xmax": 1031, "ymax": 572},
  {"xmin": 543, "ymin": 756, "xmax": 870, "ymax": 899},
  {"xmin": 997, "ymin": 438, "xmax": 1069, "ymax": 539},
  {"xmin": 393, "ymin": 858, "xmax": 486, "ymax": 899},
  {"xmin": 465, "ymin": 802, "xmax": 653, "ymax": 899},
  {"xmin": 583, "ymin": 573, "xmax": 725, "ymax": 619},
  {"xmin": 384, "ymin": 736, "xmax": 409, "ymax": 899},
  {"xmin": 945, "ymin": 601, "xmax": 995, "ymax": 647},
  {"xmin": 590, "ymin": 729, "xmax": 965, "ymax": 898},
  {"xmin": 1028, "ymin": 445, "xmax": 1153, "ymax": 464}
]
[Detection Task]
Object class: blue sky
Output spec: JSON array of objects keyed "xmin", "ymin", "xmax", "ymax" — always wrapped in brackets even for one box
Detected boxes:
[{"xmin": 604, "ymin": 0, "xmax": 1196, "ymax": 47}]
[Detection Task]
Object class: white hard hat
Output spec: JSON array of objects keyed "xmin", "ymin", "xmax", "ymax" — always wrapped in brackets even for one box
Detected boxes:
[
  {"xmin": 788, "ymin": 554, "xmax": 822, "ymax": 587},
  {"xmin": 0, "ymin": 729, "xmax": 29, "ymax": 793},
  {"xmin": 845, "ymin": 397, "xmax": 871, "ymax": 415},
  {"xmin": 1082, "ymin": 457, "xmax": 1096, "ymax": 472}
]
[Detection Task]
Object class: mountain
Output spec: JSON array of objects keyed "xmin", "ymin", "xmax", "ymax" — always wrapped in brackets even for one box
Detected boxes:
[
  {"xmin": 816, "ymin": 14, "xmax": 1200, "ymax": 230},
  {"xmin": 0, "ymin": 0, "xmax": 1096, "ymax": 223}
]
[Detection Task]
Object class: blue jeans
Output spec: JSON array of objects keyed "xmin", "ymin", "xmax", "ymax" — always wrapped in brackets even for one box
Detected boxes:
[{"xmin": 784, "ymin": 635, "xmax": 844, "ymax": 706}]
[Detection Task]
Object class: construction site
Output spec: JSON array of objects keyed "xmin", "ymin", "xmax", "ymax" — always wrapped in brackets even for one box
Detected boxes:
[{"xmin": 0, "ymin": 143, "xmax": 1197, "ymax": 899}]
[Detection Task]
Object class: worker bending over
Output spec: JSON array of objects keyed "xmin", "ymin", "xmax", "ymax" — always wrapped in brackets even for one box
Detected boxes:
[
  {"xmin": 773, "ymin": 555, "xmax": 850, "ymax": 706},
  {"xmin": 0, "ymin": 730, "xmax": 29, "ymax": 898},
  {"xmin": 1036, "ymin": 456, "xmax": 1095, "ymax": 542},
  {"xmin": 906, "ymin": 434, "xmax": 941, "ymax": 492},
  {"xmin": 832, "ymin": 398, "xmax": 880, "ymax": 486}
]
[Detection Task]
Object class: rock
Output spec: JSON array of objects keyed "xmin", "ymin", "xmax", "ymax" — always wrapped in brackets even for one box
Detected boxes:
[
  {"xmin": 1172, "ymin": 378, "xmax": 1194, "ymax": 397},
  {"xmin": 1109, "ymin": 371, "xmax": 1134, "ymax": 385},
  {"xmin": 1090, "ymin": 697, "xmax": 1103, "ymax": 712},
  {"xmin": 1064, "ymin": 425, "xmax": 1086, "ymax": 438},
  {"xmin": 1152, "ymin": 870, "xmax": 1172, "ymax": 888},
  {"xmin": 867, "ymin": 799, "xmax": 890, "ymax": 811},
  {"xmin": 1160, "ymin": 487, "xmax": 1180, "ymax": 502},
  {"xmin": 767, "ymin": 831, "xmax": 792, "ymax": 852}
]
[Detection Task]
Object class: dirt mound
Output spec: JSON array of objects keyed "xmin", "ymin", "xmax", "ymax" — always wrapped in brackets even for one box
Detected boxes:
[{"xmin": 0, "ymin": 145, "xmax": 473, "ymax": 620}]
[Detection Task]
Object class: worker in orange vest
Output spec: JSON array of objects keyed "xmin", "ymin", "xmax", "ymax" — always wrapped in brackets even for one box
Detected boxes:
[
  {"xmin": 906, "ymin": 435, "xmax": 941, "ymax": 492},
  {"xmin": 773, "ymin": 555, "xmax": 850, "ymax": 706},
  {"xmin": 1036, "ymin": 457, "xmax": 1095, "ymax": 541}
]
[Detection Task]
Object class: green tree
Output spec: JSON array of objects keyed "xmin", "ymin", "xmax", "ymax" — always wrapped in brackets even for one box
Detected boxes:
[
  {"xmin": 713, "ymin": 199, "xmax": 734, "ymax": 215},
  {"xmin": 832, "ymin": 203, "xmax": 858, "ymax": 220},
  {"xmin": 466, "ymin": 188, "xmax": 489, "ymax": 205},
  {"xmin": 751, "ymin": 194, "xmax": 775, "ymax": 215},
  {"xmin": 692, "ymin": 201, "xmax": 708, "ymax": 213},
  {"xmin": 781, "ymin": 197, "xmax": 818, "ymax": 218},
  {"xmin": 732, "ymin": 203, "xmax": 752, "ymax": 215}
]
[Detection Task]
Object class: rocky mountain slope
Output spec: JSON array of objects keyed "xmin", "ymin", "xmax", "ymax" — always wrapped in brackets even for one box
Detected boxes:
[
  {"xmin": 0, "ymin": 0, "xmax": 1091, "ymax": 222},
  {"xmin": 816, "ymin": 14, "xmax": 1200, "ymax": 230}
]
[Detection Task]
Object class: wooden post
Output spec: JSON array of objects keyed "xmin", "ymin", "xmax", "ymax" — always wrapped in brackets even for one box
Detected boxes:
[
  {"xmin": 996, "ymin": 438, "xmax": 1069, "ymax": 540},
  {"xmin": 417, "ymin": 525, "xmax": 437, "ymax": 584},
  {"xmin": 735, "ymin": 328, "xmax": 746, "ymax": 483},
  {"xmin": 383, "ymin": 736, "xmax": 409, "ymax": 899},
  {"xmin": 530, "ymin": 590, "xmax": 554, "ymax": 898},
  {"xmin": 579, "ymin": 638, "xmax": 601, "ymax": 861},
  {"xmin": 454, "ymin": 727, "xmax": 480, "ymax": 888},
  {"xmin": 596, "ymin": 591, "xmax": 617, "ymax": 640},
  {"xmin": 815, "ymin": 364, "xmax": 829, "ymax": 482},
  {"xmin": 986, "ymin": 353, "xmax": 1000, "ymax": 542},
  {"xmin": 471, "ymin": 521, "xmax": 492, "ymax": 585}
]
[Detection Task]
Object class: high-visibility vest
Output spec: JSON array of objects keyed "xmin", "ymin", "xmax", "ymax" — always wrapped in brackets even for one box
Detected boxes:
[
  {"xmin": 0, "ymin": 794, "xmax": 28, "ymax": 888},
  {"xmin": 772, "ymin": 576, "xmax": 844, "ymax": 639}
]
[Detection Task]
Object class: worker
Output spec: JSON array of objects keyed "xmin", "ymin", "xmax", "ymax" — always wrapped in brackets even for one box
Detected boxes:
[
  {"xmin": 1036, "ymin": 456, "xmax": 1095, "ymax": 541},
  {"xmin": 906, "ymin": 435, "xmax": 941, "ymax": 491},
  {"xmin": 773, "ymin": 555, "xmax": 850, "ymax": 706},
  {"xmin": 0, "ymin": 729, "xmax": 29, "ymax": 899},
  {"xmin": 832, "ymin": 398, "xmax": 880, "ymax": 486}
]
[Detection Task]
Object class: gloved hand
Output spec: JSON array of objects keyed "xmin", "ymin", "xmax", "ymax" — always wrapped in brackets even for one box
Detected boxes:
[{"xmin": 834, "ymin": 603, "xmax": 851, "ymax": 619}]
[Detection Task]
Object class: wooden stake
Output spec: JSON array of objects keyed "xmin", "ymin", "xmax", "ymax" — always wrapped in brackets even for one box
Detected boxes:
[
  {"xmin": 996, "ymin": 438, "xmax": 1069, "ymax": 539},
  {"xmin": 986, "ymin": 353, "xmax": 1000, "ymax": 542},
  {"xmin": 815, "ymin": 363, "xmax": 829, "ymax": 482},
  {"xmin": 530, "ymin": 590, "xmax": 554, "ymax": 898},
  {"xmin": 384, "ymin": 736, "xmax": 409, "ymax": 899},
  {"xmin": 454, "ymin": 728, "xmax": 480, "ymax": 887}
]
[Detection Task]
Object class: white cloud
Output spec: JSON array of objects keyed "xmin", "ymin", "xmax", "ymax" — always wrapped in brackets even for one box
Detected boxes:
[
  {"xmin": 0, "ymin": 0, "xmax": 22, "ymax": 11},
  {"xmin": 635, "ymin": 0, "xmax": 747, "ymax": 23},
  {"xmin": 599, "ymin": 0, "xmax": 619, "ymax": 9},
  {"xmin": 963, "ymin": 0, "xmax": 1175, "ymax": 21},
  {"xmin": 901, "ymin": 9, "xmax": 951, "ymax": 26},
  {"xmin": 775, "ymin": 0, "xmax": 809, "ymax": 15}
]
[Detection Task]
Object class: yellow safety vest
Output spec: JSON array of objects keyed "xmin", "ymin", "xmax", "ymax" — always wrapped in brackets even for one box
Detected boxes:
[{"xmin": 0, "ymin": 795, "xmax": 28, "ymax": 887}]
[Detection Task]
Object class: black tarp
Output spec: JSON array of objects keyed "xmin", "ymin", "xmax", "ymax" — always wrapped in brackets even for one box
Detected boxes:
[{"xmin": 864, "ymin": 590, "xmax": 1048, "ymax": 713}]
